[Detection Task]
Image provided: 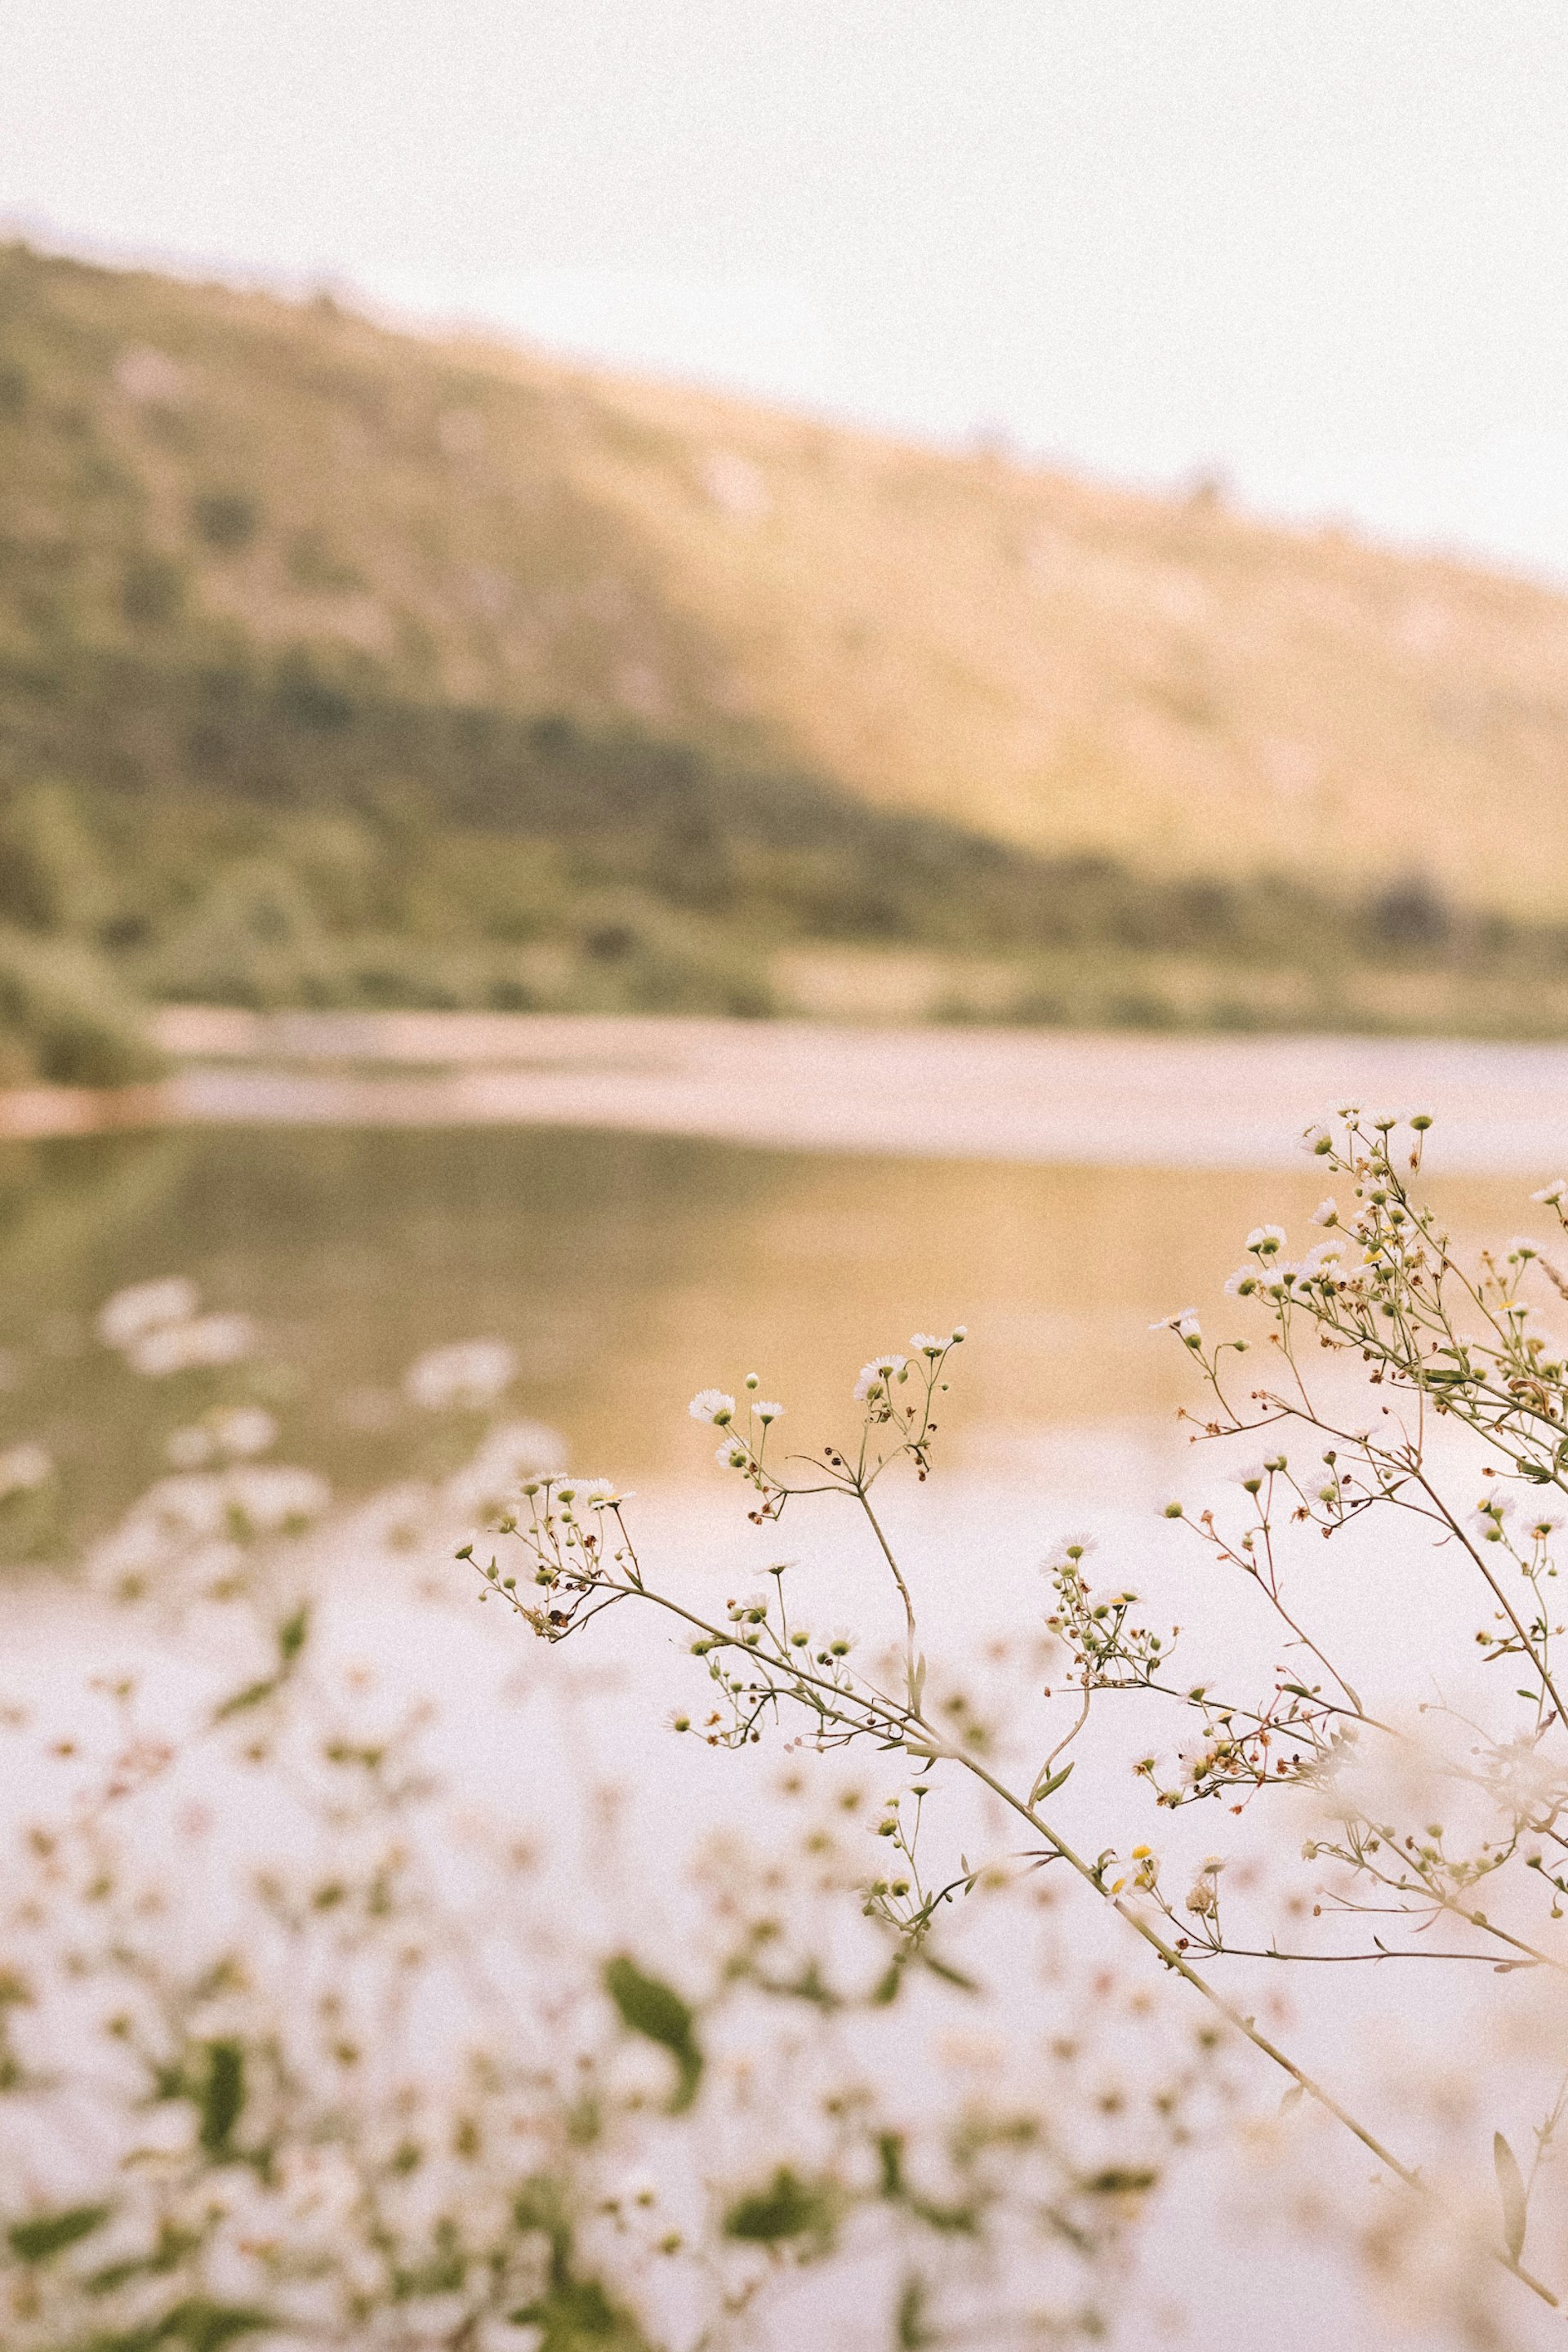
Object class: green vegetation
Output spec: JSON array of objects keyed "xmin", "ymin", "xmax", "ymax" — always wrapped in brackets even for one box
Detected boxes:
[{"xmin": 3, "ymin": 235, "xmax": 1568, "ymax": 1057}]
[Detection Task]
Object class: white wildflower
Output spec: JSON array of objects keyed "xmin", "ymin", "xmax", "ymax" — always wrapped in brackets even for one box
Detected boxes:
[
  {"xmin": 128, "ymin": 1314, "xmax": 254, "ymax": 1378},
  {"xmin": 716, "ymin": 1441, "xmax": 750, "ymax": 1469},
  {"xmin": 0, "ymin": 1441, "xmax": 52, "ymax": 1499},
  {"xmin": 909, "ymin": 1332, "xmax": 947, "ymax": 1356},
  {"xmin": 1223, "ymin": 1267, "xmax": 1260, "ymax": 1298},
  {"xmin": 1531, "ymin": 1180, "xmax": 1566, "ymax": 1207},
  {"xmin": 854, "ymin": 1353, "xmax": 906, "ymax": 1400},
  {"xmin": 754, "ymin": 1401, "xmax": 783, "ymax": 1423},
  {"xmin": 1245, "ymin": 1225, "xmax": 1286, "ymax": 1258},
  {"xmin": 689, "ymin": 1388, "xmax": 736, "ymax": 1426},
  {"xmin": 1472, "ymin": 1492, "xmax": 1516, "ymax": 1541},
  {"xmin": 1298, "ymin": 1238, "xmax": 1348, "ymax": 1276},
  {"xmin": 405, "ymin": 1339, "xmax": 516, "ymax": 1411},
  {"xmin": 1310, "ymin": 1198, "xmax": 1339, "ymax": 1227},
  {"xmin": 211, "ymin": 1405, "xmax": 277, "ymax": 1459},
  {"xmin": 97, "ymin": 1276, "xmax": 199, "ymax": 1351}
]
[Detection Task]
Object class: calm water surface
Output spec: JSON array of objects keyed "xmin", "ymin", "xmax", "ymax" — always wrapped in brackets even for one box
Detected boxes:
[{"xmin": 0, "ymin": 1118, "xmax": 1548, "ymax": 1561}]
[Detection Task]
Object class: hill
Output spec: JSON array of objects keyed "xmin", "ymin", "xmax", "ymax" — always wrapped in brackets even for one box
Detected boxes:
[{"xmin": 3, "ymin": 236, "xmax": 1568, "ymax": 1074}]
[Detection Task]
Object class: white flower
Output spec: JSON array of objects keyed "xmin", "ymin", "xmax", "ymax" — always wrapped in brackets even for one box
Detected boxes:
[
  {"xmin": 97, "ymin": 1276, "xmax": 199, "ymax": 1351},
  {"xmin": 225, "ymin": 1464, "xmax": 331, "ymax": 1531},
  {"xmin": 689, "ymin": 1388, "xmax": 736, "ymax": 1426},
  {"xmin": 754, "ymin": 1401, "xmax": 783, "ymax": 1423},
  {"xmin": 1298, "ymin": 1238, "xmax": 1347, "ymax": 1276},
  {"xmin": 1245, "ymin": 1225, "xmax": 1286, "ymax": 1258},
  {"xmin": 577, "ymin": 1477, "xmax": 622, "ymax": 1506},
  {"xmin": 1472, "ymin": 1492, "xmax": 1516, "ymax": 1540},
  {"xmin": 1508, "ymin": 1236, "xmax": 1539, "ymax": 1261},
  {"xmin": 716, "ymin": 1441, "xmax": 749, "ymax": 1469},
  {"xmin": 405, "ymin": 1339, "xmax": 516, "ymax": 1411},
  {"xmin": 212, "ymin": 1405, "xmax": 277, "ymax": 1459},
  {"xmin": 0, "ymin": 1441, "xmax": 52, "ymax": 1499},
  {"xmin": 1223, "ymin": 1267, "xmax": 1260, "ymax": 1298},
  {"xmin": 1531, "ymin": 1180, "xmax": 1566, "ymax": 1207},
  {"xmin": 1310, "ymin": 1197, "xmax": 1339, "ymax": 1227},
  {"xmin": 127, "ymin": 1314, "xmax": 254, "ymax": 1378},
  {"xmin": 1150, "ymin": 1311, "xmax": 1201, "ymax": 1347},
  {"xmin": 909, "ymin": 1332, "xmax": 947, "ymax": 1356},
  {"xmin": 854, "ymin": 1354, "xmax": 906, "ymax": 1400}
]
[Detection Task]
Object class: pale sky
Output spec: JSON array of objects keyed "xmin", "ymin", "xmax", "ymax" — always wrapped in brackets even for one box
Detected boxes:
[{"xmin": 5, "ymin": 1, "xmax": 1567, "ymax": 578}]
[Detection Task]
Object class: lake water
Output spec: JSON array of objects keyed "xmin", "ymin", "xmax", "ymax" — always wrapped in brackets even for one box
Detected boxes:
[
  {"xmin": 4, "ymin": 1041, "xmax": 1566, "ymax": 2348},
  {"xmin": 0, "ymin": 1102, "xmax": 1552, "ymax": 1558}
]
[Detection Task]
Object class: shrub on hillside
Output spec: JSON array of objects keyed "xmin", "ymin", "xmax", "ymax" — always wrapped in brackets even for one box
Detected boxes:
[{"xmin": 0, "ymin": 929, "xmax": 164, "ymax": 1089}]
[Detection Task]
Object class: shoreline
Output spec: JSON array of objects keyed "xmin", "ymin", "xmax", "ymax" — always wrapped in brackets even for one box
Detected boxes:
[{"xmin": 1, "ymin": 1010, "xmax": 1565, "ymax": 1173}]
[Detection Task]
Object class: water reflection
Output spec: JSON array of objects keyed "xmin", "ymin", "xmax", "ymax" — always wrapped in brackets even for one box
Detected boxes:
[{"xmin": 0, "ymin": 1122, "xmax": 1548, "ymax": 1562}]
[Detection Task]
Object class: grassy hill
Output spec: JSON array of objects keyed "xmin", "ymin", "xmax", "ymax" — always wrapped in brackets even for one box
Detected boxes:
[{"xmin": 4, "ymin": 235, "xmax": 1568, "ymax": 1076}]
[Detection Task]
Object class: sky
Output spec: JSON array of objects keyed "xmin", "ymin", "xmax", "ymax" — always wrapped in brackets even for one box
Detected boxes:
[{"xmin": 5, "ymin": 1, "xmax": 1567, "ymax": 579}]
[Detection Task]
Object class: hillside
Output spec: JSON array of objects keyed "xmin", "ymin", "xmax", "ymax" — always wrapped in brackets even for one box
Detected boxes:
[{"xmin": 3, "ymin": 236, "xmax": 1568, "ymax": 1071}]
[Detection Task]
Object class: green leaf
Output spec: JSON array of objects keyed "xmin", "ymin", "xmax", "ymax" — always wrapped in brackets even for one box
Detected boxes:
[
  {"xmin": 197, "ymin": 2040, "xmax": 246, "ymax": 2157},
  {"xmin": 1494, "ymin": 2131, "xmax": 1528, "ymax": 2261},
  {"xmin": 7, "ymin": 2203, "xmax": 111, "ymax": 2261},
  {"xmin": 212, "ymin": 1677, "xmax": 278, "ymax": 1722},
  {"xmin": 722, "ymin": 2166, "xmax": 837, "ymax": 2248},
  {"xmin": 920, "ymin": 1952, "xmax": 978, "ymax": 1992},
  {"xmin": 277, "ymin": 1604, "xmax": 310, "ymax": 1663},
  {"xmin": 871, "ymin": 1959, "xmax": 906, "ymax": 2007},
  {"xmin": 603, "ymin": 1957, "xmax": 702, "ymax": 2112},
  {"xmin": 896, "ymin": 2272, "xmax": 936, "ymax": 2350},
  {"xmin": 508, "ymin": 2277, "xmax": 651, "ymax": 2351},
  {"xmin": 1031, "ymin": 1761, "xmax": 1074, "ymax": 1802},
  {"xmin": 79, "ymin": 2297, "xmax": 274, "ymax": 2352}
]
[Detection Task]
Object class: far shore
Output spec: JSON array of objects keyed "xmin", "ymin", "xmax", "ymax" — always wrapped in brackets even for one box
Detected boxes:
[{"xmin": 1, "ymin": 1008, "xmax": 1564, "ymax": 1174}]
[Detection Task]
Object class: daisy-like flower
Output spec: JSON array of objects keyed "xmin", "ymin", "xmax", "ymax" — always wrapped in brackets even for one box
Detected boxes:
[
  {"xmin": 716, "ymin": 1441, "xmax": 750, "ymax": 1470},
  {"xmin": 578, "ymin": 1478, "xmax": 626, "ymax": 1508},
  {"xmin": 1298, "ymin": 1237, "xmax": 1348, "ymax": 1276},
  {"xmin": 1223, "ymin": 1267, "xmax": 1260, "ymax": 1298},
  {"xmin": 1245, "ymin": 1224, "xmax": 1286, "ymax": 1258},
  {"xmin": 689, "ymin": 1388, "xmax": 736, "ymax": 1426},
  {"xmin": 1149, "ymin": 1312, "xmax": 1201, "ymax": 1349},
  {"xmin": 1302, "ymin": 1123, "xmax": 1334, "ymax": 1157},
  {"xmin": 1472, "ymin": 1492, "xmax": 1516, "ymax": 1541},
  {"xmin": 1310, "ymin": 1197, "xmax": 1339, "ymax": 1227},
  {"xmin": 909, "ymin": 1332, "xmax": 947, "ymax": 1356},
  {"xmin": 854, "ymin": 1353, "xmax": 906, "ymax": 1400},
  {"xmin": 753, "ymin": 1401, "xmax": 783, "ymax": 1423},
  {"xmin": 1531, "ymin": 1179, "xmax": 1566, "ymax": 1208}
]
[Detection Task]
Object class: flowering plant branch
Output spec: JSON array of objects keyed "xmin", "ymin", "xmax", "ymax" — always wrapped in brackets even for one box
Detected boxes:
[{"xmin": 470, "ymin": 1241, "xmax": 1568, "ymax": 2316}]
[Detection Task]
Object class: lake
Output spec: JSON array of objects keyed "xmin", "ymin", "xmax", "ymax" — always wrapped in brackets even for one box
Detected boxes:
[{"xmin": 3, "ymin": 1029, "xmax": 1566, "ymax": 2349}]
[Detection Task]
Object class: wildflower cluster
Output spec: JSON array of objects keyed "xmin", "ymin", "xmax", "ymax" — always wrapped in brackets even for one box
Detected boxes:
[
  {"xmin": 2, "ymin": 1303, "xmax": 1192, "ymax": 2352},
  {"xmin": 488, "ymin": 1124, "xmax": 1568, "ymax": 2315}
]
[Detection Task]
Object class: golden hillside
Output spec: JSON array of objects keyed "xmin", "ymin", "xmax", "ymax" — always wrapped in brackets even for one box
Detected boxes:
[{"xmin": 4, "ymin": 239, "xmax": 1567, "ymax": 915}]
